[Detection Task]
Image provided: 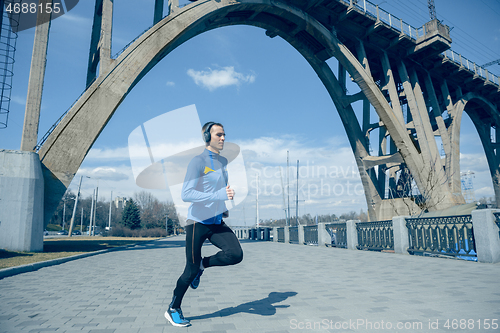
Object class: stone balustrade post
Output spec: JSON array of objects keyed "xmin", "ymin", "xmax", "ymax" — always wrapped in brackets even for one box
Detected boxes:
[
  {"xmin": 263, "ymin": 228, "xmax": 270, "ymax": 241},
  {"xmin": 273, "ymin": 227, "xmax": 278, "ymax": 242},
  {"xmin": 472, "ymin": 209, "xmax": 500, "ymax": 263},
  {"xmin": 298, "ymin": 225, "xmax": 305, "ymax": 245},
  {"xmin": 317, "ymin": 223, "xmax": 330, "ymax": 246},
  {"xmin": 284, "ymin": 226, "xmax": 290, "ymax": 244},
  {"xmin": 346, "ymin": 220, "xmax": 359, "ymax": 250},
  {"xmin": 392, "ymin": 216, "xmax": 410, "ymax": 255}
]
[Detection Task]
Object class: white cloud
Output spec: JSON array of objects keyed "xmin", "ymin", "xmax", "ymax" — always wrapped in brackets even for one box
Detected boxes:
[
  {"xmin": 86, "ymin": 139, "xmax": 203, "ymax": 162},
  {"xmin": 459, "ymin": 152, "xmax": 494, "ymax": 200},
  {"xmin": 187, "ymin": 66, "xmax": 255, "ymax": 91},
  {"xmin": 86, "ymin": 147, "xmax": 130, "ymax": 161},
  {"xmin": 260, "ymin": 203, "xmax": 283, "ymax": 210},
  {"xmin": 74, "ymin": 167, "xmax": 129, "ymax": 183},
  {"xmin": 460, "ymin": 152, "xmax": 489, "ymax": 173},
  {"xmin": 11, "ymin": 95, "xmax": 26, "ymax": 106},
  {"xmin": 231, "ymin": 135, "xmax": 364, "ymax": 220},
  {"xmin": 60, "ymin": 13, "xmax": 91, "ymax": 25},
  {"xmin": 71, "ymin": 165, "xmax": 166, "ymax": 203},
  {"xmin": 77, "ymin": 135, "xmax": 364, "ymax": 221},
  {"xmin": 90, "ymin": 167, "xmax": 129, "ymax": 181},
  {"xmin": 475, "ymin": 186, "xmax": 494, "ymax": 197},
  {"xmin": 78, "ymin": 134, "xmax": 497, "ymax": 221},
  {"xmin": 166, "ymin": 81, "xmax": 175, "ymax": 87}
]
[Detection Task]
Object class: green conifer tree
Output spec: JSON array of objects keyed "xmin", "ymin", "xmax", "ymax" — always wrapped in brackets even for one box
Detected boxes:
[{"xmin": 121, "ymin": 199, "xmax": 141, "ymax": 230}]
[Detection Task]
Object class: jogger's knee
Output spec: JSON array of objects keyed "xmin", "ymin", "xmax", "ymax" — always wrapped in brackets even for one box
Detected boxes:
[{"xmin": 227, "ymin": 248, "xmax": 243, "ymax": 265}]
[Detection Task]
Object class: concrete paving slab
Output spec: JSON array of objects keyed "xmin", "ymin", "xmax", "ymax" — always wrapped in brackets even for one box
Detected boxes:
[{"xmin": 0, "ymin": 235, "xmax": 499, "ymax": 332}]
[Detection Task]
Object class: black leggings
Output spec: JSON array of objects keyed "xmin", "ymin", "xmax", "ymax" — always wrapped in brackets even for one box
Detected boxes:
[{"xmin": 171, "ymin": 221, "xmax": 243, "ymax": 308}]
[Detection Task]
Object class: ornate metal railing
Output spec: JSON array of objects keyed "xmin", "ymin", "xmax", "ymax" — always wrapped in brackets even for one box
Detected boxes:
[
  {"xmin": 289, "ymin": 226, "xmax": 299, "ymax": 244},
  {"xmin": 443, "ymin": 50, "xmax": 499, "ymax": 86},
  {"xmin": 356, "ymin": 220, "xmax": 394, "ymax": 251},
  {"xmin": 406, "ymin": 215, "xmax": 476, "ymax": 258},
  {"xmin": 303, "ymin": 225, "xmax": 318, "ymax": 245},
  {"xmin": 494, "ymin": 213, "xmax": 500, "ymax": 238},
  {"xmin": 325, "ymin": 222, "xmax": 347, "ymax": 248},
  {"xmin": 341, "ymin": 0, "xmax": 423, "ymax": 40},
  {"xmin": 340, "ymin": 0, "xmax": 499, "ymax": 88},
  {"xmin": 277, "ymin": 227, "xmax": 285, "ymax": 243}
]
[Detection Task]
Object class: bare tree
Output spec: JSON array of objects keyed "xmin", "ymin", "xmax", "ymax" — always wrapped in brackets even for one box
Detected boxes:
[
  {"xmin": 133, "ymin": 191, "xmax": 180, "ymax": 230},
  {"xmin": 387, "ymin": 157, "xmax": 450, "ymax": 217},
  {"xmin": 134, "ymin": 191, "xmax": 156, "ymax": 211}
]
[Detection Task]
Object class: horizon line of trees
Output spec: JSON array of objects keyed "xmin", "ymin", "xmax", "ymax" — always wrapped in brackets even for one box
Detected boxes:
[
  {"xmin": 49, "ymin": 191, "xmax": 180, "ymax": 236},
  {"xmin": 258, "ymin": 209, "xmax": 368, "ymax": 227}
]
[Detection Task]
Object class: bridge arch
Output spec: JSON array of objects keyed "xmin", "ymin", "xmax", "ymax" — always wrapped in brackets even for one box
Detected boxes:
[
  {"xmin": 38, "ymin": 0, "xmax": 457, "ymax": 223},
  {"xmin": 452, "ymin": 92, "xmax": 500, "ymax": 205}
]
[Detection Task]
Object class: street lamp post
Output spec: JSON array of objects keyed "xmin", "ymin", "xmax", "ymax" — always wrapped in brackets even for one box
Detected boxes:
[
  {"xmin": 68, "ymin": 176, "xmax": 83, "ymax": 237},
  {"xmin": 80, "ymin": 207, "xmax": 84, "ymax": 233},
  {"xmin": 88, "ymin": 189, "xmax": 95, "ymax": 236},
  {"xmin": 108, "ymin": 191, "xmax": 112, "ymax": 231},
  {"xmin": 92, "ymin": 180, "xmax": 99, "ymax": 236},
  {"xmin": 62, "ymin": 200, "xmax": 66, "ymax": 230}
]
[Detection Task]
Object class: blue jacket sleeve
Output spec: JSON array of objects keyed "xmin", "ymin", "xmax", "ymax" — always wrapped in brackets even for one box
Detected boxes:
[{"xmin": 181, "ymin": 157, "xmax": 228, "ymax": 202}]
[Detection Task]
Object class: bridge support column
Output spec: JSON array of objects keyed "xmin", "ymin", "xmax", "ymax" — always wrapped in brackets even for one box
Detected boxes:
[
  {"xmin": 346, "ymin": 220, "xmax": 359, "ymax": 250},
  {"xmin": 273, "ymin": 227, "xmax": 278, "ymax": 242},
  {"xmin": 168, "ymin": 0, "xmax": 179, "ymax": 15},
  {"xmin": 0, "ymin": 150, "xmax": 44, "ymax": 252},
  {"xmin": 87, "ymin": 0, "xmax": 113, "ymax": 86},
  {"xmin": 21, "ymin": 0, "xmax": 52, "ymax": 152},
  {"xmin": 99, "ymin": 0, "xmax": 113, "ymax": 76},
  {"xmin": 392, "ymin": 216, "xmax": 410, "ymax": 255},
  {"xmin": 284, "ymin": 226, "xmax": 290, "ymax": 244},
  {"xmin": 472, "ymin": 209, "xmax": 500, "ymax": 263},
  {"xmin": 154, "ymin": 0, "xmax": 164, "ymax": 24},
  {"xmin": 441, "ymin": 80, "xmax": 464, "ymax": 198}
]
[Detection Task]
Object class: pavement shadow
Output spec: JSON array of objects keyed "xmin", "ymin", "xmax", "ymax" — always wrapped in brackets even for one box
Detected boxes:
[
  {"xmin": 127, "ymin": 239, "xmax": 186, "ymax": 249},
  {"xmin": 0, "ymin": 250, "xmax": 34, "ymax": 259},
  {"xmin": 188, "ymin": 291, "xmax": 298, "ymax": 321},
  {"xmin": 110, "ymin": 240, "xmax": 186, "ymax": 254}
]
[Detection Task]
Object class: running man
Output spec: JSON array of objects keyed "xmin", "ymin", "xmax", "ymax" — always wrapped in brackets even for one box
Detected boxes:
[{"xmin": 165, "ymin": 122, "xmax": 243, "ymax": 327}]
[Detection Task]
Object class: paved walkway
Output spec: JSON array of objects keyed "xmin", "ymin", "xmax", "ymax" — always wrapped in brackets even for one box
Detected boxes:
[{"xmin": 1, "ymin": 235, "xmax": 499, "ymax": 333}]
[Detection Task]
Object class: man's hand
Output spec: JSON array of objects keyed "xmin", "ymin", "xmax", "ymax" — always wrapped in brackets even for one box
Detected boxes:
[{"xmin": 226, "ymin": 185, "xmax": 235, "ymax": 200}]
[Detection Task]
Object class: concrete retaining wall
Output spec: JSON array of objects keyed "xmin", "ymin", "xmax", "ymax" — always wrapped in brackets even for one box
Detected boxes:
[{"xmin": 0, "ymin": 150, "xmax": 44, "ymax": 252}]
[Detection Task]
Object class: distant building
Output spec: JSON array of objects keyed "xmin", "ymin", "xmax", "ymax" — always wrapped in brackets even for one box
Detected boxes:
[
  {"xmin": 114, "ymin": 196, "xmax": 127, "ymax": 210},
  {"xmin": 460, "ymin": 171, "xmax": 475, "ymax": 203}
]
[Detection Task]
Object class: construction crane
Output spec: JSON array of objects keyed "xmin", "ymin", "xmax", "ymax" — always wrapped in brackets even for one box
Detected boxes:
[{"xmin": 482, "ymin": 59, "xmax": 500, "ymax": 68}]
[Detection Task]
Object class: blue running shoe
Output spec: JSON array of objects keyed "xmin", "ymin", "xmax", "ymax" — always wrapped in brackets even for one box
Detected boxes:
[
  {"xmin": 165, "ymin": 307, "xmax": 190, "ymax": 327},
  {"xmin": 190, "ymin": 269, "xmax": 204, "ymax": 289}
]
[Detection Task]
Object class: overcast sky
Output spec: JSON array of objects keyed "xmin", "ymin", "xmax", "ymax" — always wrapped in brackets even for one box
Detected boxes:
[{"xmin": 1, "ymin": 0, "xmax": 499, "ymax": 226}]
